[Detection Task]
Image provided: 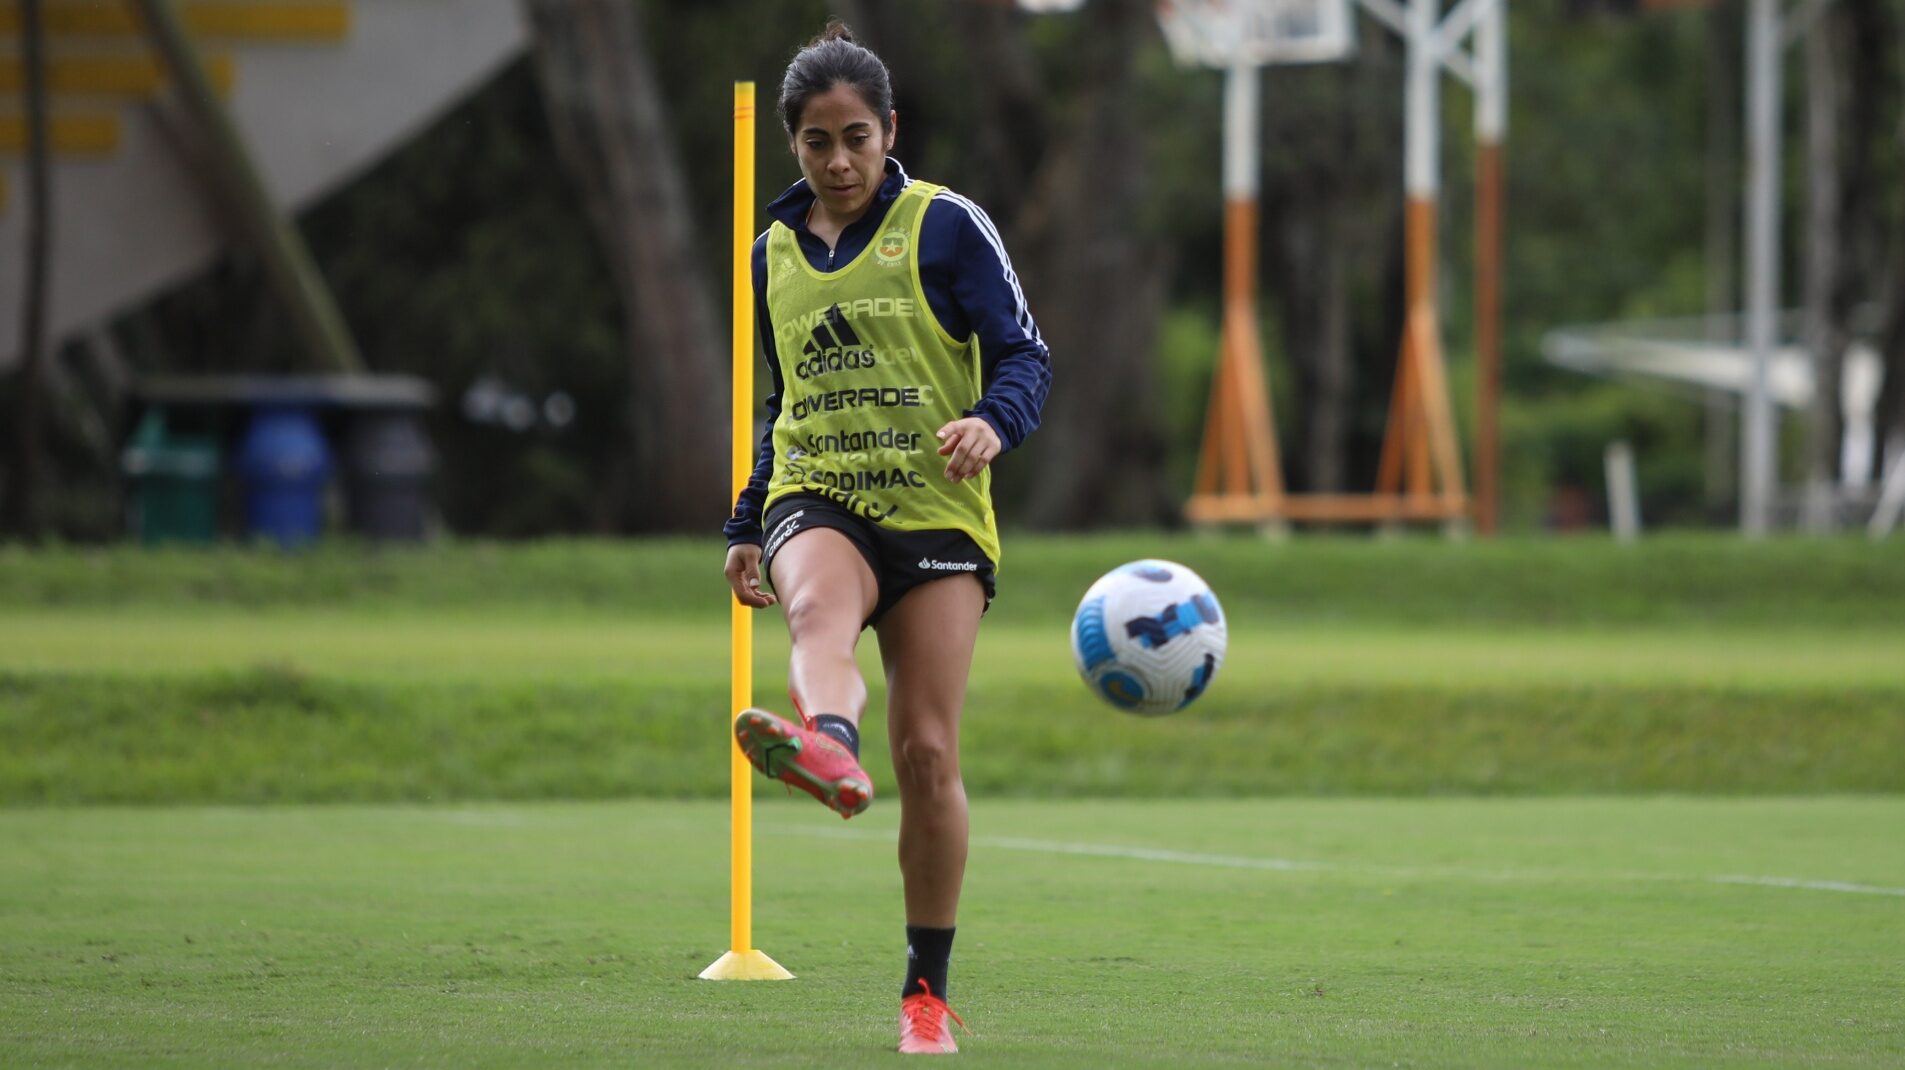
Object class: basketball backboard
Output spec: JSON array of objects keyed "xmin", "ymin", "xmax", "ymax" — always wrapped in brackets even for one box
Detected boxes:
[{"xmin": 1157, "ymin": 0, "xmax": 1356, "ymax": 67}]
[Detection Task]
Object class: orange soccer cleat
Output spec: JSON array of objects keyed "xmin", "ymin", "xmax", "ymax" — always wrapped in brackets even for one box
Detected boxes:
[
  {"xmin": 732, "ymin": 707, "xmax": 873, "ymax": 819},
  {"xmin": 898, "ymin": 980, "xmax": 968, "ymax": 1055}
]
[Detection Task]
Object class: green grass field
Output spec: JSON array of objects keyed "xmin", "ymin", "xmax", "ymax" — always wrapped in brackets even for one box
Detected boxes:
[
  {"xmin": 1, "ymin": 536, "xmax": 1901, "ymax": 1064},
  {"xmin": 3, "ymin": 798, "xmax": 1900, "ymax": 1067}
]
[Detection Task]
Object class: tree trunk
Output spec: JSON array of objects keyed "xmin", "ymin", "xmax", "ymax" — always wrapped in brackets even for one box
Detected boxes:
[
  {"xmin": 1883, "ymin": 289, "xmax": 1905, "ymax": 478},
  {"xmin": 831, "ymin": 1, "xmax": 944, "ymax": 173},
  {"xmin": 1703, "ymin": 3, "xmax": 1740, "ymax": 514},
  {"xmin": 4, "ymin": 0, "xmax": 49, "ymax": 540},
  {"xmin": 1011, "ymin": 0, "xmax": 1172, "ymax": 527},
  {"xmin": 1262, "ymin": 58, "xmax": 1369, "ymax": 497},
  {"xmin": 1271, "ymin": 176, "xmax": 1351, "ymax": 494},
  {"xmin": 1310, "ymin": 231, "xmax": 1350, "ymax": 494},
  {"xmin": 1260, "ymin": 35, "xmax": 1403, "ymax": 497},
  {"xmin": 1810, "ymin": 0, "xmax": 1896, "ymax": 517},
  {"xmin": 523, "ymin": 0, "xmax": 726, "ymax": 532},
  {"xmin": 1874, "ymin": 4, "xmax": 1905, "ymax": 473},
  {"xmin": 1800, "ymin": 5, "xmax": 1846, "ymax": 531},
  {"xmin": 948, "ymin": 0, "xmax": 1048, "ymax": 225}
]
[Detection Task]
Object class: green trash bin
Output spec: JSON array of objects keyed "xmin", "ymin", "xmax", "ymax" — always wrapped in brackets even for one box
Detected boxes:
[{"xmin": 123, "ymin": 409, "xmax": 222, "ymax": 544}]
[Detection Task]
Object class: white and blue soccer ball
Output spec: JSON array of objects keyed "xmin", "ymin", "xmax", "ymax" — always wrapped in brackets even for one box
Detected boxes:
[{"xmin": 1070, "ymin": 559, "xmax": 1226, "ymax": 716}]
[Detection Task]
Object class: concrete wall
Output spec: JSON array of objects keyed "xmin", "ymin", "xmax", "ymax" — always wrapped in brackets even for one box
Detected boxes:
[{"xmin": 0, "ymin": 0, "xmax": 528, "ymax": 368}]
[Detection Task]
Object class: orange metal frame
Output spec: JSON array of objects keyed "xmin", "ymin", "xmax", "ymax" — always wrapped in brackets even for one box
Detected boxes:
[{"xmin": 1187, "ymin": 190, "xmax": 1475, "ymax": 527}]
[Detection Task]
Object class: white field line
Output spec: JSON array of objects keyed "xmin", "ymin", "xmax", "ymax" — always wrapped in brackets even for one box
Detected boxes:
[
  {"xmin": 776, "ymin": 825, "xmax": 1905, "ymax": 899},
  {"xmin": 1706, "ymin": 874, "xmax": 1905, "ymax": 897},
  {"xmin": 981, "ymin": 835, "xmax": 1329, "ymax": 872}
]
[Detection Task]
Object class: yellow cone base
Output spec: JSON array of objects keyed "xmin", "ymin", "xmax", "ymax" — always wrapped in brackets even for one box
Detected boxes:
[{"xmin": 698, "ymin": 949, "xmax": 795, "ymax": 981}]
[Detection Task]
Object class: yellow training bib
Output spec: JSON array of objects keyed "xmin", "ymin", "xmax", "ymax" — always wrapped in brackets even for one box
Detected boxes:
[{"xmin": 763, "ymin": 181, "xmax": 1001, "ymax": 567}]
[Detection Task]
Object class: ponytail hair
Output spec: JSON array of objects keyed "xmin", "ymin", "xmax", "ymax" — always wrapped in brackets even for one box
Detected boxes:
[{"xmin": 778, "ymin": 20, "xmax": 894, "ymax": 135}]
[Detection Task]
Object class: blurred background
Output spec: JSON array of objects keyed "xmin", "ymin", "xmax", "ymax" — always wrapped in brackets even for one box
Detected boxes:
[
  {"xmin": 2, "ymin": 9, "xmax": 1902, "ymax": 1063},
  {"xmin": 2, "ymin": 0, "xmax": 1901, "ymax": 544}
]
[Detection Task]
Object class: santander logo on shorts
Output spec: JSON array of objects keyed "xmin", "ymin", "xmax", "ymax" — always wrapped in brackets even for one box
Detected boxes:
[{"xmin": 918, "ymin": 558, "xmax": 980, "ymax": 572}]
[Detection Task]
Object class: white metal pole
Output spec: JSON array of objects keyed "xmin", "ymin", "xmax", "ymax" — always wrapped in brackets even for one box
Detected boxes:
[
  {"xmin": 1224, "ymin": 61, "xmax": 1260, "ymax": 199},
  {"xmin": 1742, "ymin": 0, "xmax": 1781, "ymax": 535},
  {"xmin": 1476, "ymin": 0, "xmax": 1505, "ymax": 143},
  {"xmin": 1474, "ymin": 0, "xmax": 1506, "ymax": 535},
  {"xmin": 1606, "ymin": 440, "xmax": 1642, "ymax": 542},
  {"xmin": 1872, "ymin": 445, "xmax": 1905, "ymax": 539},
  {"xmin": 1406, "ymin": 0, "xmax": 1439, "ymax": 200}
]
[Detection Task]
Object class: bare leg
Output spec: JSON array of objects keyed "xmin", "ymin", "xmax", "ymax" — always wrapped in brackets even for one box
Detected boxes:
[
  {"xmin": 770, "ymin": 528, "xmax": 879, "ymax": 725},
  {"xmin": 876, "ymin": 575, "xmax": 985, "ymax": 926}
]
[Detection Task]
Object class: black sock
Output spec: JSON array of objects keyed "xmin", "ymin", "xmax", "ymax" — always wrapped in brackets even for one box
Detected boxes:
[
  {"xmin": 812, "ymin": 714, "xmax": 859, "ymax": 757},
  {"xmin": 903, "ymin": 925, "xmax": 955, "ymax": 1000}
]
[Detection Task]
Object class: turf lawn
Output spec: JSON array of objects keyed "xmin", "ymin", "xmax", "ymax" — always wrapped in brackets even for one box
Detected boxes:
[
  {"xmin": 1, "ymin": 797, "xmax": 1900, "ymax": 1067},
  {"xmin": 3, "ymin": 535, "xmax": 1904, "ymax": 802},
  {"xmin": 3, "ymin": 609, "xmax": 1903, "ymax": 801},
  {"xmin": 0, "ymin": 536, "xmax": 1901, "ymax": 1065}
]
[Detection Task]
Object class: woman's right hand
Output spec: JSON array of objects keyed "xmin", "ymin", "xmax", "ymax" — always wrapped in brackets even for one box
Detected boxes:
[{"xmin": 724, "ymin": 543, "xmax": 778, "ymax": 608}]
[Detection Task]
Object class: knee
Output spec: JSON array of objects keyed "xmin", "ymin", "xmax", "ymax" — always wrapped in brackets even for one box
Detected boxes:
[
  {"xmin": 784, "ymin": 594, "xmax": 854, "ymax": 649},
  {"xmin": 894, "ymin": 731, "xmax": 961, "ymax": 793}
]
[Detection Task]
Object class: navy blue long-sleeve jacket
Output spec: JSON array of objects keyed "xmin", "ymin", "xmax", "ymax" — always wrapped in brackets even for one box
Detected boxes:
[{"xmin": 723, "ymin": 159, "xmax": 1052, "ymax": 545}]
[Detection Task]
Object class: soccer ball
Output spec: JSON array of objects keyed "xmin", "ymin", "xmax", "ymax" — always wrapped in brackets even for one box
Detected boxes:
[{"xmin": 1070, "ymin": 559, "xmax": 1226, "ymax": 716}]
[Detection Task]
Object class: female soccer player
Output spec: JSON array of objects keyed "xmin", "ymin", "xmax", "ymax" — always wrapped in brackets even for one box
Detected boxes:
[{"xmin": 721, "ymin": 21, "xmax": 1052, "ymax": 1056}]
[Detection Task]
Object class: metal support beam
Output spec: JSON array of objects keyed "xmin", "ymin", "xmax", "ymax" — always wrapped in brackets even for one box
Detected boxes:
[
  {"xmin": 1192, "ymin": 0, "xmax": 1504, "ymax": 530},
  {"xmin": 1780, "ymin": 0, "xmax": 1833, "ymax": 48},
  {"xmin": 1223, "ymin": 61, "xmax": 1259, "ymax": 200},
  {"xmin": 1473, "ymin": 0, "xmax": 1506, "ymax": 535},
  {"xmin": 1741, "ymin": 0, "xmax": 1781, "ymax": 534},
  {"xmin": 1357, "ymin": 0, "xmax": 1409, "ymax": 38},
  {"xmin": 1871, "ymin": 447, "xmax": 1905, "ymax": 539},
  {"xmin": 1432, "ymin": 0, "xmax": 1492, "ymax": 57},
  {"xmin": 1477, "ymin": 0, "xmax": 1507, "ymax": 141},
  {"xmin": 1440, "ymin": 46, "xmax": 1478, "ymax": 86},
  {"xmin": 1405, "ymin": 0, "xmax": 1439, "ymax": 200}
]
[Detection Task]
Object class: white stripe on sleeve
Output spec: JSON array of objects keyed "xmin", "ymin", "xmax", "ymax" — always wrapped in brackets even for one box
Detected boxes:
[{"xmin": 939, "ymin": 191, "xmax": 1044, "ymax": 347}]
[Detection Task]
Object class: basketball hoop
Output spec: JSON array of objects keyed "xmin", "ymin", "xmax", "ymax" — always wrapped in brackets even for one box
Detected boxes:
[{"xmin": 1156, "ymin": 0, "xmax": 1355, "ymax": 67}]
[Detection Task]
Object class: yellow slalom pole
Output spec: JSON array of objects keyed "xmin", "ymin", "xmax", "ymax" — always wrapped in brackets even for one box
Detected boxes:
[{"xmin": 700, "ymin": 81, "xmax": 792, "ymax": 983}]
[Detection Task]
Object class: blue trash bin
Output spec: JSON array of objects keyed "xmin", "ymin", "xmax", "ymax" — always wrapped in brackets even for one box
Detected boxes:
[{"xmin": 236, "ymin": 405, "xmax": 332, "ymax": 547}]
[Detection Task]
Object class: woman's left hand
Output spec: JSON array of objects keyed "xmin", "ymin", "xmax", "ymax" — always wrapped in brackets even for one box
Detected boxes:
[{"xmin": 936, "ymin": 417, "xmax": 1001, "ymax": 484}]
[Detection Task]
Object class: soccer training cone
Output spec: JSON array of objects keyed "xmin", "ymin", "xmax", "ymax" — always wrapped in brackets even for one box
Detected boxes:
[{"xmin": 698, "ymin": 949, "xmax": 795, "ymax": 981}]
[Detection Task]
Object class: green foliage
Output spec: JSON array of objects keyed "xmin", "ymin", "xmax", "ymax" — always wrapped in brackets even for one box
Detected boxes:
[
  {"xmin": 96, "ymin": 4, "xmax": 1905, "ymax": 538},
  {"xmin": 4, "ymin": 533, "xmax": 1904, "ymax": 626},
  {"xmin": 1435, "ymin": 9, "xmax": 1724, "ymax": 531},
  {"xmin": 3, "ymin": 538, "xmax": 1899, "ymax": 1063},
  {"xmin": 0, "ymin": 539, "xmax": 720, "ymax": 612},
  {"xmin": 1154, "ymin": 306, "xmax": 1221, "ymax": 493},
  {"xmin": 302, "ymin": 62, "xmax": 628, "ymax": 535},
  {"xmin": 4, "ymin": 535, "xmax": 1905, "ymax": 805},
  {"xmin": 1444, "ymin": 9, "xmax": 1717, "ymax": 376},
  {"xmin": 3, "ymin": 666, "xmax": 1900, "ymax": 805},
  {"xmin": 0, "ymin": 669, "xmax": 724, "ymax": 805},
  {"xmin": 2, "ymin": 798, "xmax": 1901, "ymax": 1066},
  {"xmin": 1500, "ymin": 382, "xmax": 1717, "ymax": 529}
]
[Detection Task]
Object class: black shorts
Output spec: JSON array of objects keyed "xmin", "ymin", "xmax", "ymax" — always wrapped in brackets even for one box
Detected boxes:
[{"xmin": 761, "ymin": 492, "xmax": 996, "ymax": 629}]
